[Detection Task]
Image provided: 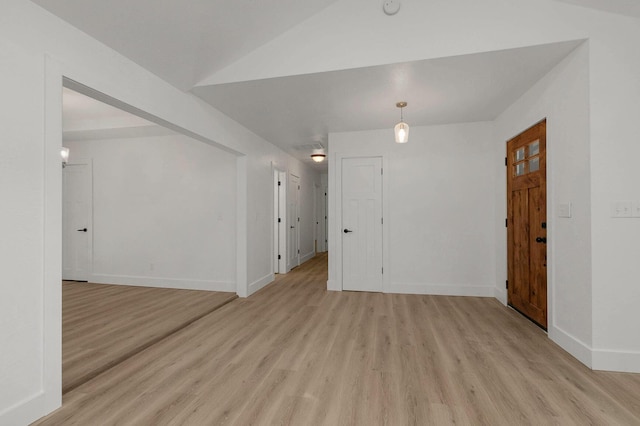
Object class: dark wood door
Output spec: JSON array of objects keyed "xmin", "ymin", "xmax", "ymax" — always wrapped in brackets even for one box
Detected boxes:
[{"xmin": 507, "ymin": 120, "xmax": 547, "ymax": 329}]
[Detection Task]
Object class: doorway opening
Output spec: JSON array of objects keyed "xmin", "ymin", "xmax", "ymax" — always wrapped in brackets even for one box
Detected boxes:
[{"xmin": 60, "ymin": 82, "xmax": 239, "ymax": 394}]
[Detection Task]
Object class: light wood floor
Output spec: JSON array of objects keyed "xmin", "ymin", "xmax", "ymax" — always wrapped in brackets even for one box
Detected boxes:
[
  {"xmin": 62, "ymin": 281, "xmax": 237, "ymax": 394},
  {"xmin": 36, "ymin": 255, "xmax": 640, "ymax": 425}
]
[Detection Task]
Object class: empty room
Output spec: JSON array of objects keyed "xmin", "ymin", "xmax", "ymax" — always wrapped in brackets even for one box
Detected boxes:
[{"xmin": 2, "ymin": 0, "xmax": 640, "ymax": 425}]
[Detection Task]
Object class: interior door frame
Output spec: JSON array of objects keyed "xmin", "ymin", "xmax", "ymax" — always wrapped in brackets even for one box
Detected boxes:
[
  {"xmin": 333, "ymin": 153, "xmax": 390, "ymax": 292},
  {"xmin": 273, "ymin": 167, "xmax": 287, "ymax": 274},
  {"xmin": 62, "ymin": 158, "xmax": 93, "ymax": 282}
]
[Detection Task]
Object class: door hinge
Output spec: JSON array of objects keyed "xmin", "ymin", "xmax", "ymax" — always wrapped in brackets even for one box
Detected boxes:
[
  {"xmin": 505, "ymin": 157, "xmax": 508, "ymax": 166},
  {"xmin": 298, "ymin": 217, "xmax": 300, "ymax": 222},
  {"xmin": 298, "ymin": 185, "xmax": 300, "ymax": 190},
  {"xmin": 278, "ymin": 218, "xmax": 281, "ymax": 223},
  {"xmin": 298, "ymin": 249, "xmax": 300, "ymax": 254},
  {"xmin": 381, "ymin": 217, "xmax": 383, "ymax": 224},
  {"xmin": 506, "ymin": 280, "xmax": 509, "ymax": 289},
  {"xmin": 381, "ymin": 168, "xmax": 383, "ymax": 175},
  {"xmin": 382, "ymin": 267, "xmax": 384, "ymax": 274},
  {"xmin": 278, "ymin": 181, "xmax": 281, "ymax": 186},
  {"xmin": 505, "ymin": 218, "xmax": 508, "ymax": 227},
  {"xmin": 278, "ymin": 255, "xmax": 281, "ymax": 260}
]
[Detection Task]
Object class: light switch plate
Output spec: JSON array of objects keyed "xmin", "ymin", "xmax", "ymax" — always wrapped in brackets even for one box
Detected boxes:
[
  {"xmin": 558, "ymin": 202, "xmax": 572, "ymax": 218},
  {"xmin": 611, "ymin": 201, "xmax": 632, "ymax": 218}
]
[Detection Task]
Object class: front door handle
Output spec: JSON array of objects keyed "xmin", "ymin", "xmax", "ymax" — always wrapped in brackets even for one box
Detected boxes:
[
  {"xmin": 77, "ymin": 228, "xmax": 88, "ymax": 232},
  {"xmin": 343, "ymin": 229, "xmax": 353, "ymax": 233},
  {"xmin": 535, "ymin": 237, "xmax": 546, "ymax": 243}
]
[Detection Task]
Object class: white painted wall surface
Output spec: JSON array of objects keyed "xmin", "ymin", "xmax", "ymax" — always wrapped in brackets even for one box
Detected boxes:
[
  {"xmin": 65, "ymin": 133, "xmax": 237, "ymax": 291},
  {"xmin": 0, "ymin": 40, "xmax": 54, "ymax": 425},
  {"xmin": 589, "ymin": 24, "xmax": 640, "ymax": 372},
  {"xmin": 329, "ymin": 122, "xmax": 496, "ymax": 296},
  {"xmin": 495, "ymin": 43, "xmax": 593, "ymax": 365}
]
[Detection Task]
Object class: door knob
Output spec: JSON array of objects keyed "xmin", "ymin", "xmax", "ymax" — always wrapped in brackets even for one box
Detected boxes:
[
  {"xmin": 343, "ymin": 229, "xmax": 353, "ymax": 233},
  {"xmin": 535, "ymin": 237, "xmax": 546, "ymax": 243},
  {"xmin": 77, "ymin": 228, "xmax": 88, "ymax": 232}
]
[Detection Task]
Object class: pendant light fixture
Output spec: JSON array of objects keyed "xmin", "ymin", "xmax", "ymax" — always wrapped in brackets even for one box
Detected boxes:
[{"xmin": 394, "ymin": 101, "xmax": 409, "ymax": 143}]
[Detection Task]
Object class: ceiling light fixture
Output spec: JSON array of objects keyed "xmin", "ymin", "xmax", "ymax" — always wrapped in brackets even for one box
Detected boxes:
[
  {"xmin": 394, "ymin": 101, "xmax": 409, "ymax": 143},
  {"xmin": 311, "ymin": 148, "xmax": 326, "ymax": 162}
]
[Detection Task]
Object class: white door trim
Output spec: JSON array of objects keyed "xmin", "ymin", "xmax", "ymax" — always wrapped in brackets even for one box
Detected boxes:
[{"xmin": 272, "ymin": 167, "xmax": 287, "ymax": 274}]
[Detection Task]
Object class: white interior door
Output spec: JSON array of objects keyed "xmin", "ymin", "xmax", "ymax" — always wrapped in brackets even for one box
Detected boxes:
[
  {"xmin": 62, "ymin": 163, "xmax": 91, "ymax": 281},
  {"xmin": 287, "ymin": 173, "xmax": 300, "ymax": 270},
  {"xmin": 342, "ymin": 157, "xmax": 383, "ymax": 292}
]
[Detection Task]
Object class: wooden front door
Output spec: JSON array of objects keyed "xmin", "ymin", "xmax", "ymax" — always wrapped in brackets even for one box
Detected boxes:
[{"xmin": 507, "ymin": 120, "xmax": 547, "ymax": 329}]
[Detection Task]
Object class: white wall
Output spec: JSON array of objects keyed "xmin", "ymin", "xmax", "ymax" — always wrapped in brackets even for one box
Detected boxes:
[
  {"xmin": 495, "ymin": 43, "xmax": 592, "ymax": 365},
  {"xmin": 0, "ymin": 1, "xmax": 319, "ymax": 423},
  {"xmin": 329, "ymin": 122, "xmax": 496, "ymax": 296},
  {"xmin": 0, "ymin": 40, "xmax": 58, "ymax": 426},
  {"xmin": 65, "ymin": 133, "xmax": 237, "ymax": 292}
]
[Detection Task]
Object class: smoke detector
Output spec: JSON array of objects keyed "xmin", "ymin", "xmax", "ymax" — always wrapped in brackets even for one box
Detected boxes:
[{"xmin": 383, "ymin": 0, "xmax": 401, "ymax": 15}]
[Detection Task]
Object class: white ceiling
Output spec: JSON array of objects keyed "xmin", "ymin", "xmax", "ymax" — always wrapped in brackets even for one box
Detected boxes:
[
  {"xmin": 32, "ymin": 0, "xmax": 339, "ymax": 91},
  {"xmin": 63, "ymin": 87, "xmax": 176, "ymax": 142},
  {"xmin": 35, "ymin": 0, "xmax": 637, "ymax": 171},
  {"xmin": 555, "ymin": 0, "xmax": 640, "ymax": 18},
  {"xmin": 194, "ymin": 40, "xmax": 583, "ymax": 169}
]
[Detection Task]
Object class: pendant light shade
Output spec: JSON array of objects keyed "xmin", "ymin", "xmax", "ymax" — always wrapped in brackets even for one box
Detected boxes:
[
  {"xmin": 394, "ymin": 102, "xmax": 409, "ymax": 143},
  {"xmin": 394, "ymin": 121, "xmax": 409, "ymax": 143}
]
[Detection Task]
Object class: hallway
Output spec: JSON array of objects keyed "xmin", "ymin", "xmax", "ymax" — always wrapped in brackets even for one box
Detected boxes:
[{"xmin": 35, "ymin": 253, "xmax": 640, "ymax": 425}]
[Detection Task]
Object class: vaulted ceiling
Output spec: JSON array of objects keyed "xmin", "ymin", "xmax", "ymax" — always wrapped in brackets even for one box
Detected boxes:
[{"xmin": 32, "ymin": 0, "xmax": 639, "ymax": 170}]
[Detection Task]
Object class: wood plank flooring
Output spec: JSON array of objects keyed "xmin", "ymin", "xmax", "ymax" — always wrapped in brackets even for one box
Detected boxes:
[
  {"xmin": 62, "ymin": 281, "xmax": 237, "ymax": 394},
  {"xmin": 36, "ymin": 255, "xmax": 640, "ymax": 425}
]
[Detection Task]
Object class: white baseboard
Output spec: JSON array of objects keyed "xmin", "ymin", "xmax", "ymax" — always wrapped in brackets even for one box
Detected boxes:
[
  {"xmin": 0, "ymin": 391, "xmax": 49, "ymax": 426},
  {"xmin": 494, "ymin": 287, "xmax": 507, "ymax": 305},
  {"xmin": 387, "ymin": 282, "xmax": 495, "ymax": 297},
  {"xmin": 327, "ymin": 279, "xmax": 340, "ymax": 291},
  {"xmin": 248, "ymin": 273, "xmax": 274, "ymax": 297},
  {"xmin": 549, "ymin": 325, "xmax": 593, "ymax": 368},
  {"xmin": 90, "ymin": 273, "xmax": 235, "ymax": 292},
  {"xmin": 300, "ymin": 250, "xmax": 315, "ymax": 264},
  {"xmin": 592, "ymin": 348, "xmax": 640, "ymax": 373}
]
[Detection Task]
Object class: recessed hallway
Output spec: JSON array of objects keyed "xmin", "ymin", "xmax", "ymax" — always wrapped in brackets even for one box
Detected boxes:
[{"xmin": 35, "ymin": 254, "xmax": 640, "ymax": 425}]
